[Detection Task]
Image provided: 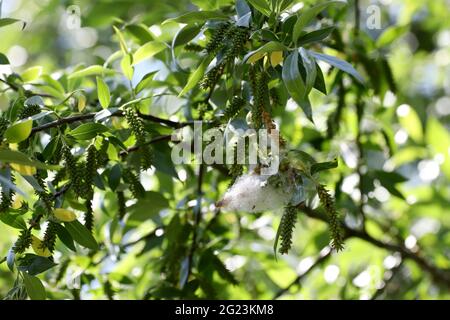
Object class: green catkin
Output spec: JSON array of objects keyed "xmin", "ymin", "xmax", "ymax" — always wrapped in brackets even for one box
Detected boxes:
[
  {"xmin": 199, "ymin": 63, "xmax": 225, "ymax": 91},
  {"xmin": 0, "ymin": 118, "xmax": 10, "ymax": 140},
  {"xmin": 224, "ymin": 96, "xmax": 245, "ymax": 120},
  {"xmin": 97, "ymin": 139, "xmax": 110, "ymax": 167},
  {"xmin": 18, "ymin": 104, "xmax": 40, "ymax": 119},
  {"xmin": 225, "ymin": 26, "xmax": 249, "ymax": 62},
  {"xmin": 123, "ymin": 169, "xmax": 145, "ymax": 199},
  {"xmin": 124, "ymin": 107, "xmax": 152, "ymax": 169},
  {"xmin": 34, "ymin": 172, "xmax": 53, "ymax": 213},
  {"xmin": 84, "ymin": 198, "xmax": 94, "ymax": 232},
  {"xmin": 13, "ymin": 228, "xmax": 32, "ymax": 254},
  {"xmin": 184, "ymin": 43, "xmax": 204, "ymax": 52},
  {"xmin": 317, "ymin": 184, "xmax": 344, "ymax": 251},
  {"xmin": 205, "ymin": 23, "xmax": 230, "ymax": 55},
  {"xmin": 1, "ymin": 172, "xmax": 16, "ymax": 213},
  {"xmin": 54, "ymin": 259, "xmax": 70, "ymax": 284},
  {"xmin": 41, "ymin": 221, "xmax": 57, "ymax": 253},
  {"xmin": 52, "ymin": 167, "xmax": 66, "ymax": 187},
  {"xmin": 279, "ymin": 206, "xmax": 298, "ymax": 255},
  {"xmin": 63, "ymin": 146, "xmax": 83, "ymax": 197},
  {"xmin": 270, "ymin": 89, "xmax": 280, "ymax": 107},
  {"xmin": 117, "ymin": 191, "xmax": 126, "ymax": 220},
  {"xmin": 249, "ymin": 68, "xmax": 269, "ymax": 130}
]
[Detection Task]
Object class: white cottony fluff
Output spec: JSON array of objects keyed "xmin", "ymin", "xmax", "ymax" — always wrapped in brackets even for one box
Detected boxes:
[{"xmin": 218, "ymin": 174, "xmax": 291, "ymax": 213}]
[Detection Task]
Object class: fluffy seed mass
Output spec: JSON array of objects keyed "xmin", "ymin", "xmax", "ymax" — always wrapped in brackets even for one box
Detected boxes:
[{"xmin": 218, "ymin": 173, "xmax": 291, "ymax": 213}]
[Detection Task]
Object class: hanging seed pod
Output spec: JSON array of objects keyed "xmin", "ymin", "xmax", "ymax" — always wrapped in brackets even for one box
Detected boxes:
[
  {"xmin": 278, "ymin": 206, "xmax": 298, "ymax": 254},
  {"xmin": 34, "ymin": 171, "xmax": 53, "ymax": 213},
  {"xmin": 13, "ymin": 228, "xmax": 33, "ymax": 254},
  {"xmin": 317, "ymin": 184, "xmax": 344, "ymax": 251}
]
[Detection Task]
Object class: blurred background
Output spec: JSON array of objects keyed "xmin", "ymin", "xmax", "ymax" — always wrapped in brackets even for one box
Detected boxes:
[{"xmin": 0, "ymin": 0, "xmax": 449, "ymax": 299}]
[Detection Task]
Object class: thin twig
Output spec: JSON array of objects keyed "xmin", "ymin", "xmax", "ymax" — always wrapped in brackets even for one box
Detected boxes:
[{"xmin": 119, "ymin": 135, "xmax": 173, "ymax": 157}]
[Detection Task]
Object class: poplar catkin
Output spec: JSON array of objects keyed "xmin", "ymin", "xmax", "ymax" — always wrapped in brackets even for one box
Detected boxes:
[
  {"xmin": 205, "ymin": 23, "xmax": 230, "ymax": 55},
  {"xmin": 13, "ymin": 229, "xmax": 32, "ymax": 254},
  {"xmin": 317, "ymin": 184, "xmax": 344, "ymax": 251},
  {"xmin": 224, "ymin": 96, "xmax": 245, "ymax": 120},
  {"xmin": 42, "ymin": 221, "xmax": 57, "ymax": 253},
  {"xmin": 279, "ymin": 206, "xmax": 298, "ymax": 255},
  {"xmin": 0, "ymin": 118, "xmax": 9, "ymax": 140},
  {"xmin": 84, "ymin": 145, "xmax": 97, "ymax": 232},
  {"xmin": 1, "ymin": 172, "xmax": 16, "ymax": 213},
  {"xmin": 123, "ymin": 169, "xmax": 145, "ymax": 199},
  {"xmin": 63, "ymin": 146, "xmax": 83, "ymax": 198},
  {"xmin": 124, "ymin": 107, "xmax": 152, "ymax": 170},
  {"xmin": 117, "ymin": 191, "xmax": 126, "ymax": 220},
  {"xmin": 18, "ymin": 104, "xmax": 40, "ymax": 119}
]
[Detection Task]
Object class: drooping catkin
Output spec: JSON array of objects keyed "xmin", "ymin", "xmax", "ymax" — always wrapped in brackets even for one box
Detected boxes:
[
  {"xmin": 18, "ymin": 104, "xmax": 41, "ymax": 119},
  {"xmin": 0, "ymin": 117, "xmax": 10, "ymax": 140},
  {"xmin": 83, "ymin": 145, "xmax": 97, "ymax": 232},
  {"xmin": 317, "ymin": 184, "xmax": 344, "ymax": 251},
  {"xmin": 225, "ymin": 26, "xmax": 249, "ymax": 62},
  {"xmin": 184, "ymin": 43, "xmax": 204, "ymax": 52},
  {"xmin": 249, "ymin": 68, "xmax": 270, "ymax": 130},
  {"xmin": 34, "ymin": 171, "xmax": 53, "ymax": 213},
  {"xmin": 63, "ymin": 146, "xmax": 83, "ymax": 198},
  {"xmin": 123, "ymin": 169, "xmax": 145, "ymax": 199},
  {"xmin": 278, "ymin": 206, "xmax": 298, "ymax": 254},
  {"xmin": 84, "ymin": 198, "xmax": 94, "ymax": 232},
  {"xmin": 124, "ymin": 107, "xmax": 152, "ymax": 170},
  {"xmin": 224, "ymin": 96, "xmax": 245, "ymax": 120},
  {"xmin": 199, "ymin": 63, "xmax": 225, "ymax": 91},
  {"xmin": 13, "ymin": 228, "xmax": 32, "ymax": 254},
  {"xmin": 41, "ymin": 221, "xmax": 57, "ymax": 253},
  {"xmin": 205, "ymin": 23, "xmax": 230, "ymax": 55},
  {"xmin": 117, "ymin": 191, "xmax": 126, "ymax": 220}
]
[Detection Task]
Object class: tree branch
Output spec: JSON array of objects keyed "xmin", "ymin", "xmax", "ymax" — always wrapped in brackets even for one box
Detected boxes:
[
  {"xmin": 298, "ymin": 203, "xmax": 450, "ymax": 288},
  {"xmin": 30, "ymin": 110, "xmax": 190, "ymax": 136}
]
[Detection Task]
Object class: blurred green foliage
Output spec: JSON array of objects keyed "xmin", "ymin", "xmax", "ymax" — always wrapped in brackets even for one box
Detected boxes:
[{"xmin": 0, "ymin": 0, "xmax": 449, "ymax": 300}]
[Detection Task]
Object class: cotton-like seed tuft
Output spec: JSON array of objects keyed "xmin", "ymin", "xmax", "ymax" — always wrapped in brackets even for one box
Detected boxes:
[{"xmin": 218, "ymin": 173, "xmax": 291, "ymax": 213}]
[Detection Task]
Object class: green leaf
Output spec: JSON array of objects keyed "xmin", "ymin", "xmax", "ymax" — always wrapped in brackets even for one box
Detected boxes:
[
  {"xmin": 311, "ymin": 158, "xmax": 338, "ymax": 175},
  {"xmin": 68, "ymin": 65, "xmax": 115, "ymax": 79},
  {"xmin": 247, "ymin": 0, "xmax": 272, "ymax": 17},
  {"xmin": 96, "ymin": 76, "xmax": 111, "ymax": 108},
  {"xmin": 0, "ymin": 148, "xmax": 59, "ymax": 170},
  {"xmin": 69, "ymin": 123, "xmax": 109, "ymax": 140},
  {"xmin": 298, "ymin": 26, "xmax": 335, "ymax": 45},
  {"xmin": 0, "ymin": 18, "xmax": 25, "ymax": 29},
  {"xmin": 172, "ymin": 24, "xmax": 202, "ymax": 48},
  {"xmin": 282, "ymin": 51, "xmax": 313, "ymax": 122},
  {"xmin": 0, "ymin": 212, "xmax": 27, "ymax": 229},
  {"xmin": 125, "ymin": 24, "xmax": 154, "ymax": 44},
  {"xmin": 374, "ymin": 170, "xmax": 407, "ymax": 184},
  {"xmin": 54, "ymin": 224, "xmax": 76, "ymax": 252},
  {"xmin": 313, "ymin": 62, "xmax": 327, "ymax": 94},
  {"xmin": 135, "ymin": 71, "xmax": 157, "ymax": 94},
  {"xmin": 133, "ymin": 41, "xmax": 167, "ymax": 65},
  {"xmin": 113, "ymin": 25, "xmax": 129, "ymax": 54},
  {"xmin": 120, "ymin": 54, "xmax": 134, "ymax": 80},
  {"xmin": 21, "ymin": 66, "xmax": 43, "ymax": 83},
  {"xmin": 426, "ymin": 118, "xmax": 450, "ymax": 179},
  {"xmin": 64, "ymin": 220, "xmax": 99, "ymax": 250},
  {"xmin": 128, "ymin": 191, "xmax": 169, "ymax": 221},
  {"xmin": 179, "ymin": 56, "xmax": 213, "ymax": 97},
  {"xmin": 4, "ymin": 118, "xmax": 32, "ymax": 143},
  {"xmin": 17, "ymin": 254, "xmax": 57, "ymax": 276},
  {"xmin": 108, "ymin": 163, "xmax": 121, "ymax": 191},
  {"xmin": 164, "ymin": 11, "xmax": 229, "ymax": 24},
  {"xmin": 0, "ymin": 53, "xmax": 10, "ymax": 65},
  {"xmin": 376, "ymin": 25, "xmax": 409, "ymax": 48},
  {"xmin": 22, "ymin": 272, "xmax": 46, "ymax": 300},
  {"xmin": 309, "ymin": 51, "xmax": 364, "ymax": 84},
  {"xmin": 243, "ymin": 41, "xmax": 287, "ymax": 63},
  {"xmin": 293, "ymin": 1, "xmax": 346, "ymax": 42},
  {"xmin": 299, "ymin": 48, "xmax": 317, "ymax": 97}
]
